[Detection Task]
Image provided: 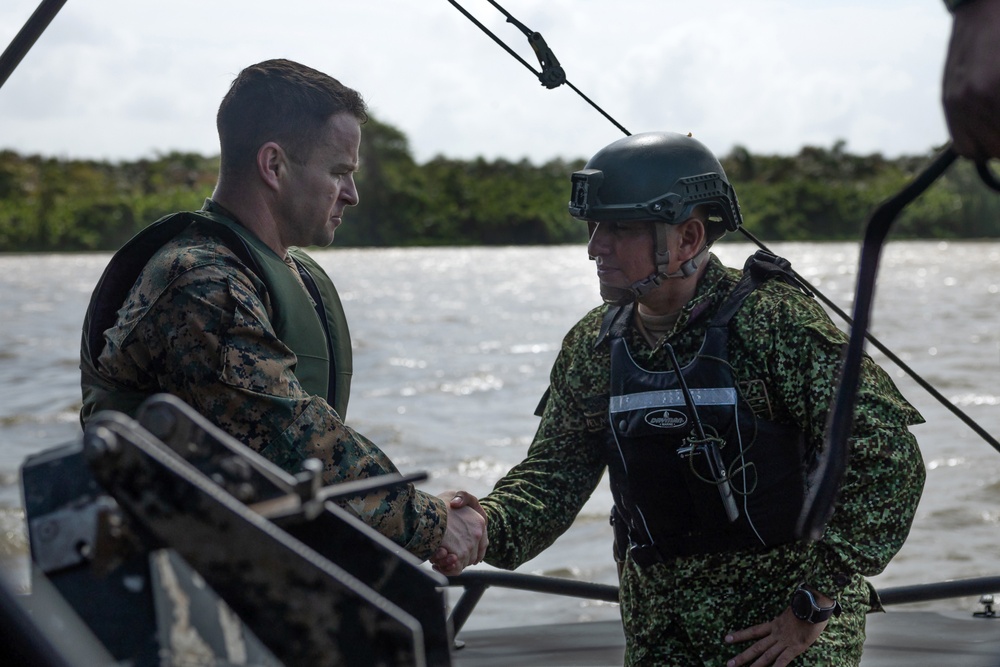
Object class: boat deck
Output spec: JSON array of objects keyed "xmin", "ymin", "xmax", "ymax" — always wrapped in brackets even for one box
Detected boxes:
[{"xmin": 452, "ymin": 610, "xmax": 1000, "ymax": 666}]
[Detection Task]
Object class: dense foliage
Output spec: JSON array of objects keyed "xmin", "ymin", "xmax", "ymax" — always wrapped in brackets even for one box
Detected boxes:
[
  {"xmin": 1, "ymin": 121, "xmax": 997, "ymax": 252},
  {"xmin": 722, "ymin": 140, "xmax": 1000, "ymax": 241}
]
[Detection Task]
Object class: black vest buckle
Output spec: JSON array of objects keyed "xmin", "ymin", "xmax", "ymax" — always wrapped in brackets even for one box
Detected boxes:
[{"xmin": 629, "ymin": 543, "xmax": 665, "ymax": 569}]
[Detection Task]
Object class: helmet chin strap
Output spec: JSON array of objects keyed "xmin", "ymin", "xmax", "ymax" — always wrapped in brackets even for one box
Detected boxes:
[{"xmin": 597, "ymin": 245, "xmax": 709, "ymax": 306}]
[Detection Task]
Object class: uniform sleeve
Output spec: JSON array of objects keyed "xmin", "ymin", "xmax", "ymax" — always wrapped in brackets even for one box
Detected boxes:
[
  {"xmin": 749, "ymin": 288, "xmax": 926, "ymax": 598},
  {"xmin": 103, "ymin": 261, "xmax": 447, "ymax": 559},
  {"xmin": 480, "ymin": 321, "xmax": 608, "ymax": 569}
]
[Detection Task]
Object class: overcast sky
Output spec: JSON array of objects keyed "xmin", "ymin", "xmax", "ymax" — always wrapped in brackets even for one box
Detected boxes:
[{"xmin": 1, "ymin": 0, "xmax": 953, "ymax": 165}]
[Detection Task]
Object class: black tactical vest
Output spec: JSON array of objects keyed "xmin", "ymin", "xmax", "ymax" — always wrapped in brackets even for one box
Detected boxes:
[{"xmin": 603, "ymin": 251, "xmax": 809, "ymax": 565}]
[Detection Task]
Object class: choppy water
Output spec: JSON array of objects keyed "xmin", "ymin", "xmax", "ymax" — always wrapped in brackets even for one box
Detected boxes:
[{"xmin": 1, "ymin": 241, "xmax": 999, "ymax": 630}]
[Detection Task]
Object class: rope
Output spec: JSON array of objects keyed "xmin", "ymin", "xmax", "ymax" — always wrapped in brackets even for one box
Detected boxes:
[{"xmin": 445, "ymin": 0, "xmax": 630, "ymax": 135}]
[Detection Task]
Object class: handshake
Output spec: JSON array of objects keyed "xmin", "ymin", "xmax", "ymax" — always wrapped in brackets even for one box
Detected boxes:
[{"xmin": 431, "ymin": 491, "xmax": 487, "ymax": 576}]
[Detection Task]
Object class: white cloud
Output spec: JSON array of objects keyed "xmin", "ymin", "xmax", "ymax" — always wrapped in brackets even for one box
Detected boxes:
[{"xmin": 0, "ymin": 0, "xmax": 952, "ymax": 163}]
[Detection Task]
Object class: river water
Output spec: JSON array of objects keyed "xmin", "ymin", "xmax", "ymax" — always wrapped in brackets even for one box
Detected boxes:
[{"xmin": 1, "ymin": 241, "xmax": 999, "ymax": 631}]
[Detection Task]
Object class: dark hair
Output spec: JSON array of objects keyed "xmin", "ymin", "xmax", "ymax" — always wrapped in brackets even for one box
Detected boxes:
[{"xmin": 217, "ymin": 59, "xmax": 367, "ymax": 173}]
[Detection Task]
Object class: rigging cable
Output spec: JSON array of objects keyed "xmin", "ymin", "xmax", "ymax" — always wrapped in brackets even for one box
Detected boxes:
[
  {"xmin": 445, "ymin": 0, "xmax": 630, "ymax": 136},
  {"xmin": 447, "ymin": 0, "xmax": 1000, "ymax": 538}
]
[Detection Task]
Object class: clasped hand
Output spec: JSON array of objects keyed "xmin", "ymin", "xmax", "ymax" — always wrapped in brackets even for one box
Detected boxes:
[{"xmin": 432, "ymin": 491, "xmax": 487, "ymax": 576}]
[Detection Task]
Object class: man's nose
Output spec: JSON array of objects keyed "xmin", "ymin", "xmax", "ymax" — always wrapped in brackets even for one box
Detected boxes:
[
  {"xmin": 586, "ymin": 221, "xmax": 610, "ymax": 259},
  {"xmin": 343, "ymin": 174, "xmax": 360, "ymax": 207}
]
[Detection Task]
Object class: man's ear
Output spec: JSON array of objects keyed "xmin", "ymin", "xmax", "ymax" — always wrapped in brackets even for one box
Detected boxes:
[
  {"xmin": 676, "ymin": 216, "xmax": 707, "ymax": 262},
  {"xmin": 257, "ymin": 142, "xmax": 285, "ymax": 191}
]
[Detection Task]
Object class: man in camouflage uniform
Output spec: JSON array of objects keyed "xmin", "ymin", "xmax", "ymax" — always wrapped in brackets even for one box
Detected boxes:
[
  {"xmin": 439, "ymin": 132, "xmax": 925, "ymax": 665},
  {"xmin": 80, "ymin": 59, "xmax": 486, "ymax": 566}
]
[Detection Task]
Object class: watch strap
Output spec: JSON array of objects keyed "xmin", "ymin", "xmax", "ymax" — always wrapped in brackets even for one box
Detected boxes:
[{"xmin": 791, "ymin": 585, "xmax": 842, "ymax": 623}]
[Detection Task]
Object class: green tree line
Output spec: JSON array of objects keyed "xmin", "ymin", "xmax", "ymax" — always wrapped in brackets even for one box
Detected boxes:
[{"xmin": 1, "ymin": 119, "xmax": 997, "ymax": 252}]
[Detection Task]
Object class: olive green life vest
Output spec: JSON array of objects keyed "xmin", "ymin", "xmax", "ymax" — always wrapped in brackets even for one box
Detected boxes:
[{"xmin": 80, "ymin": 207, "xmax": 352, "ymax": 424}]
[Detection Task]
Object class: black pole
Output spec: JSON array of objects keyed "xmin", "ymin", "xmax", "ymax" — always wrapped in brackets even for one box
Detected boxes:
[
  {"xmin": 797, "ymin": 145, "xmax": 960, "ymax": 541},
  {"xmin": 878, "ymin": 576, "xmax": 1000, "ymax": 606},
  {"xmin": 0, "ymin": 0, "xmax": 68, "ymax": 90}
]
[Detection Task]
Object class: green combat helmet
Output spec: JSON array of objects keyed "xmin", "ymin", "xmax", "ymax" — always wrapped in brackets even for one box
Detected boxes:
[{"xmin": 569, "ymin": 131, "xmax": 742, "ymax": 305}]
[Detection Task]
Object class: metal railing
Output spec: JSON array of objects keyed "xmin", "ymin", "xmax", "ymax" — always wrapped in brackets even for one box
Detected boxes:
[{"xmin": 447, "ymin": 571, "xmax": 1000, "ymax": 634}]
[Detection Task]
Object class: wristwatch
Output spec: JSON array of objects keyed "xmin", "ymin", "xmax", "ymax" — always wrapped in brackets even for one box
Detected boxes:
[{"xmin": 790, "ymin": 585, "xmax": 842, "ymax": 624}]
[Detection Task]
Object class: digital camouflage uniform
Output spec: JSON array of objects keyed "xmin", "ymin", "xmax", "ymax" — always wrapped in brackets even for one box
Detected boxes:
[
  {"xmin": 480, "ymin": 254, "xmax": 925, "ymax": 666},
  {"xmin": 81, "ymin": 220, "xmax": 447, "ymax": 558}
]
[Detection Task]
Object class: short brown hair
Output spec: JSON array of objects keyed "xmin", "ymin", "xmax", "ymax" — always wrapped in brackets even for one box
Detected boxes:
[{"xmin": 217, "ymin": 59, "xmax": 367, "ymax": 173}]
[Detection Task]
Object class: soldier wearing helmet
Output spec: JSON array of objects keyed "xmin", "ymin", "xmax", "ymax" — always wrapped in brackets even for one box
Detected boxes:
[
  {"xmin": 438, "ymin": 132, "xmax": 925, "ymax": 666},
  {"xmin": 569, "ymin": 131, "xmax": 741, "ymax": 305}
]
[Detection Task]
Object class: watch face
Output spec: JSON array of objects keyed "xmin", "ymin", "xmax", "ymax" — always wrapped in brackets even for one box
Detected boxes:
[{"xmin": 790, "ymin": 589, "xmax": 814, "ymax": 621}]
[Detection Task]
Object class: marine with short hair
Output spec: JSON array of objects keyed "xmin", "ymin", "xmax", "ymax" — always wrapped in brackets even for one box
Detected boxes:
[{"xmin": 81, "ymin": 58, "xmax": 488, "ymax": 566}]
